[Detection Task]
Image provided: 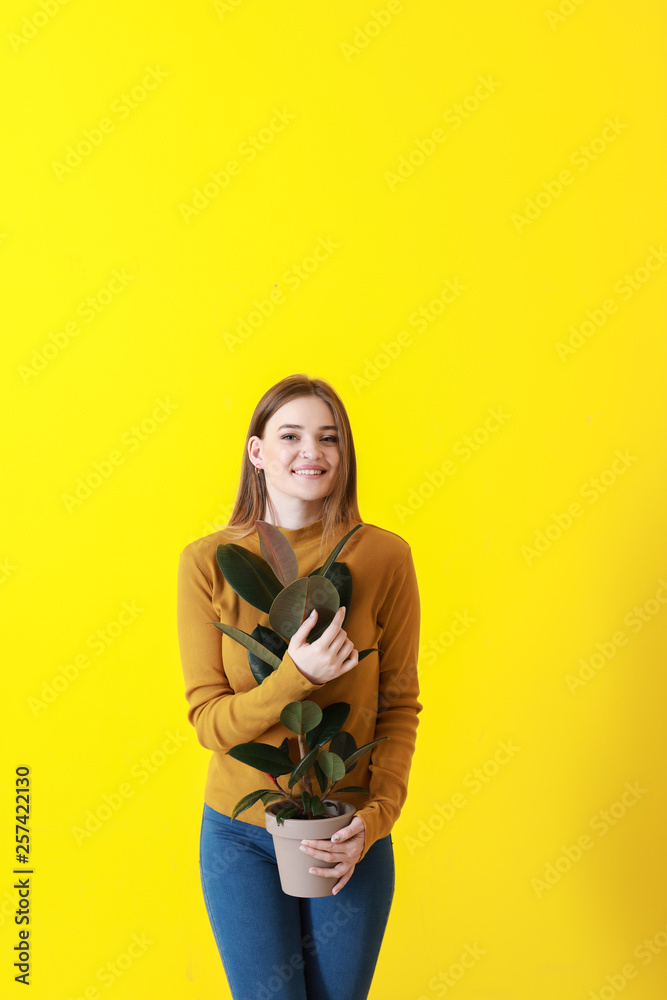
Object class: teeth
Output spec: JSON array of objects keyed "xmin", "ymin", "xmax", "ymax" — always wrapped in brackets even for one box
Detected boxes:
[{"xmin": 292, "ymin": 470, "xmax": 324, "ymax": 476}]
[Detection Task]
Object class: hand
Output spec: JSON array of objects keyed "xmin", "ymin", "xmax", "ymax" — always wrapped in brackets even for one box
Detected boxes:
[
  {"xmin": 288, "ymin": 606, "xmax": 359, "ymax": 685},
  {"xmin": 299, "ymin": 815, "xmax": 366, "ymax": 894}
]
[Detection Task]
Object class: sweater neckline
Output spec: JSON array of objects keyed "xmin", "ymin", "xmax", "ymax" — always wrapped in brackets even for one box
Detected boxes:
[{"xmin": 262, "ymin": 516, "xmax": 324, "ymax": 544}]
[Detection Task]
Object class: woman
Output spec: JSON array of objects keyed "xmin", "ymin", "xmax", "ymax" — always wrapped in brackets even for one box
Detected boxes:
[{"xmin": 177, "ymin": 373, "xmax": 422, "ymax": 999}]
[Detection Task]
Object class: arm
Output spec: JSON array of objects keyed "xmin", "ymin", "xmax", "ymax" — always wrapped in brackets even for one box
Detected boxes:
[
  {"xmin": 176, "ymin": 541, "xmax": 324, "ymax": 751},
  {"xmin": 354, "ymin": 545, "xmax": 422, "ymax": 860}
]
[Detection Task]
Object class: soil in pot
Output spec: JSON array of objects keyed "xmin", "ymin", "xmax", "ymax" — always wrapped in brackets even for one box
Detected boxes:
[{"xmin": 265, "ymin": 800, "xmax": 356, "ymax": 898}]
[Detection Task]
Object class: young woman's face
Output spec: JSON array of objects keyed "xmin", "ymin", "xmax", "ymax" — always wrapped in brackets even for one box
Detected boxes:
[{"xmin": 250, "ymin": 395, "xmax": 341, "ymax": 506}]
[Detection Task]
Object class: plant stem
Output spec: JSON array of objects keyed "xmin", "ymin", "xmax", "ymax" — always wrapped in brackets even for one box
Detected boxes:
[
  {"xmin": 272, "ymin": 777, "xmax": 302, "ymax": 812},
  {"xmin": 297, "ymin": 734, "xmax": 313, "ymax": 797}
]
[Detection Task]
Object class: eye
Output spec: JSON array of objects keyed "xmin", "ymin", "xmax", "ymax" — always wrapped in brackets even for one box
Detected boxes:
[{"xmin": 281, "ymin": 434, "xmax": 338, "ymax": 442}]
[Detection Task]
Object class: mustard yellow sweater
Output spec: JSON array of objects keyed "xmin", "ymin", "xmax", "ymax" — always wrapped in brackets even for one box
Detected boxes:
[{"xmin": 176, "ymin": 515, "xmax": 422, "ymax": 861}]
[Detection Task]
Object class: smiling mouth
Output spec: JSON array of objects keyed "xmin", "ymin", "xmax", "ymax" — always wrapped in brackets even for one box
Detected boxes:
[{"xmin": 291, "ymin": 470, "xmax": 326, "ymax": 477}]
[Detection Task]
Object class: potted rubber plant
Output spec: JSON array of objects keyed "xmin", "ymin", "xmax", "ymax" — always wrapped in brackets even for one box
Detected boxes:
[
  {"xmin": 226, "ymin": 698, "xmax": 386, "ymax": 897},
  {"xmin": 206, "ymin": 520, "xmax": 384, "ymax": 896}
]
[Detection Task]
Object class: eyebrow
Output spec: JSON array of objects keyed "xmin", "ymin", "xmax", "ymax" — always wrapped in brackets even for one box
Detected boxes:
[{"xmin": 277, "ymin": 424, "xmax": 338, "ymax": 431}]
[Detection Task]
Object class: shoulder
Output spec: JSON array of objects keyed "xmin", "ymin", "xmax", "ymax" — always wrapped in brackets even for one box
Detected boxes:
[
  {"xmin": 356, "ymin": 521, "xmax": 412, "ymax": 566},
  {"xmin": 179, "ymin": 526, "xmax": 240, "ymax": 577}
]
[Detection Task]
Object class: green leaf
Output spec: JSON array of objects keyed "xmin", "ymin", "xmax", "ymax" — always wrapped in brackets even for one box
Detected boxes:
[
  {"xmin": 306, "ymin": 703, "xmax": 350, "ymax": 749},
  {"xmin": 307, "ymin": 562, "xmax": 352, "ymax": 639},
  {"xmin": 255, "ymin": 520, "xmax": 300, "ymax": 587},
  {"xmin": 312, "ymin": 524, "xmax": 363, "ymax": 579},
  {"xmin": 329, "ymin": 731, "xmax": 357, "ymax": 761},
  {"xmin": 332, "ymin": 786, "xmax": 368, "ymax": 794},
  {"xmin": 318, "ymin": 751, "xmax": 346, "ymax": 783},
  {"xmin": 216, "ymin": 543, "xmax": 282, "ymax": 613},
  {"xmin": 301, "ymin": 790, "xmax": 311, "ymax": 814},
  {"xmin": 268, "ymin": 575, "xmax": 340, "ymax": 641},
  {"xmin": 343, "ymin": 737, "xmax": 388, "ymax": 773},
  {"xmin": 208, "ymin": 623, "xmax": 282, "ymax": 670},
  {"xmin": 312, "ymin": 759, "xmax": 327, "ymax": 795},
  {"xmin": 260, "ymin": 791, "xmax": 287, "ymax": 805},
  {"xmin": 310, "ymin": 795, "xmax": 324, "ymax": 817},
  {"xmin": 288, "ymin": 744, "xmax": 320, "ymax": 789},
  {"xmin": 280, "ymin": 700, "xmax": 323, "ymax": 736},
  {"xmin": 226, "ymin": 741, "xmax": 293, "ymax": 777},
  {"xmin": 231, "ymin": 789, "xmax": 284, "ymax": 820},
  {"xmin": 276, "ymin": 806, "xmax": 300, "ymax": 825},
  {"xmin": 247, "ymin": 625, "xmax": 288, "ymax": 684}
]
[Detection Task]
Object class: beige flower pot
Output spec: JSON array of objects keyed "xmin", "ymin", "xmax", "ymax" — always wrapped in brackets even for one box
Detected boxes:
[{"xmin": 264, "ymin": 799, "xmax": 356, "ymax": 897}]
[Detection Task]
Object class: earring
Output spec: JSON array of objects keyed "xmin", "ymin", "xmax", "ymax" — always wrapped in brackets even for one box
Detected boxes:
[{"xmin": 255, "ymin": 465, "xmax": 261, "ymax": 474}]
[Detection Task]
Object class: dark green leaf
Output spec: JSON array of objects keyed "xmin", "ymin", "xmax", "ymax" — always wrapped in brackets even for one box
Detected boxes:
[
  {"xmin": 276, "ymin": 806, "xmax": 300, "ymax": 825},
  {"xmin": 226, "ymin": 742, "xmax": 293, "ymax": 777},
  {"xmin": 247, "ymin": 625, "xmax": 288, "ymax": 684},
  {"xmin": 312, "ymin": 524, "xmax": 363, "ymax": 579},
  {"xmin": 343, "ymin": 737, "xmax": 388, "ymax": 773},
  {"xmin": 332, "ymin": 786, "xmax": 369, "ymax": 794},
  {"xmin": 231, "ymin": 789, "xmax": 284, "ymax": 820},
  {"xmin": 260, "ymin": 791, "xmax": 287, "ymax": 805},
  {"xmin": 288, "ymin": 744, "xmax": 320, "ymax": 789},
  {"xmin": 310, "ymin": 795, "xmax": 324, "ymax": 817},
  {"xmin": 329, "ymin": 731, "xmax": 356, "ymax": 760},
  {"xmin": 306, "ymin": 702, "xmax": 350, "ymax": 749},
  {"xmin": 216, "ymin": 543, "xmax": 282, "ymax": 613},
  {"xmin": 307, "ymin": 562, "xmax": 352, "ymax": 639},
  {"xmin": 281, "ymin": 700, "xmax": 322, "ymax": 735},
  {"xmin": 301, "ymin": 790, "xmax": 311, "ymax": 814},
  {"xmin": 209, "ymin": 623, "xmax": 282, "ymax": 670},
  {"xmin": 312, "ymin": 759, "xmax": 327, "ymax": 795}
]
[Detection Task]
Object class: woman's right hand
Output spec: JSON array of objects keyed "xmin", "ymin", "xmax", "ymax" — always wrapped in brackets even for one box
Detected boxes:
[{"xmin": 287, "ymin": 606, "xmax": 359, "ymax": 685}]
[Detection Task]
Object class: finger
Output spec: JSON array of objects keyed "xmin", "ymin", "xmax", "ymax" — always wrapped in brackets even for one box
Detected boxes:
[
  {"xmin": 332, "ymin": 868, "xmax": 354, "ymax": 894},
  {"xmin": 309, "ymin": 861, "xmax": 348, "ymax": 878},
  {"xmin": 301, "ymin": 837, "xmax": 358, "ymax": 857},
  {"xmin": 296, "ymin": 608, "xmax": 318, "ymax": 633},
  {"xmin": 301, "ymin": 844, "xmax": 343, "ymax": 863},
  {"xmin": 301, "ymin": 837, "xmax": 346, "ymax": 851},
  {"xmin": 318, "ymin": 605, "xmax": 346, "ymax": 639},
  {"xmin": 331, "ymin": 818, "xmax": 363, "ymax": 843},
  {"xmin": 305, "ymin": 847, "xmax": 362, "ymax": 868},
  {"xmin": 337, "ymin": 646, "xmax": 360, "ymax": 673}
]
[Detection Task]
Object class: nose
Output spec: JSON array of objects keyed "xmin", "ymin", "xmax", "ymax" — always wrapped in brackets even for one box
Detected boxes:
[{"xmin": 300, "ymin": 437, "xmax": 321, "ymax": 458}]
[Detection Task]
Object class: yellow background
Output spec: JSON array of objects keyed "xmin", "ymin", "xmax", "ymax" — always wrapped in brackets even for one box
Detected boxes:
[{"xmin": 2, "ymin": 0, "xmax": 666, "ymax": 997}]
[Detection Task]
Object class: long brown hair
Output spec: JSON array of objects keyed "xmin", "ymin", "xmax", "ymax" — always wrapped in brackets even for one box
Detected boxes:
[{"xmin": 224, "ymin": 374, "xmax": 364, "ymax": 556}]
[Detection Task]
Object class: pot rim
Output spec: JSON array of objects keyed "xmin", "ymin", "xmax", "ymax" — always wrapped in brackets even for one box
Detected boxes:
[
  {"xmin": 265, "ymin": 798, "xmax": 351, "ymax": 818},
  {"xmin": 264, "ymin": 799, "xmax": 356, "ymax": 838}
]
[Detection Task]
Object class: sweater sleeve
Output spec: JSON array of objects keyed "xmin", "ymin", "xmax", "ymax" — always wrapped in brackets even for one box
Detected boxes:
[
  {"xmin": 353, "ymin": 545, "xmax": 422, "ymax": 861},
  {"xmin": 176, "ymin": 541, "xmax": 324, "ymax": 752}
]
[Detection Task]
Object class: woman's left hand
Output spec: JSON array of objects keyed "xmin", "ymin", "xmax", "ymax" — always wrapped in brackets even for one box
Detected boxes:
[{"xmin": 300, "ymin": 816, "xmax": 366, "ymax": 894}]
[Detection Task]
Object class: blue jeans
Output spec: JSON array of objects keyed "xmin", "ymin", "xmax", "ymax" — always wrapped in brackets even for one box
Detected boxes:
[{"xmin": 199, "ymin": 802, "xmax": 395, "ymax": 1000}]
